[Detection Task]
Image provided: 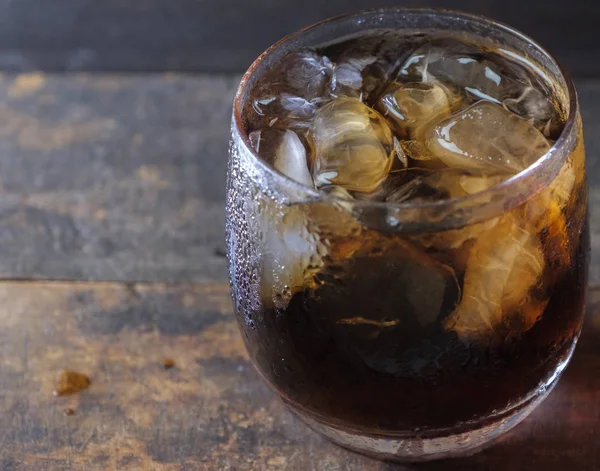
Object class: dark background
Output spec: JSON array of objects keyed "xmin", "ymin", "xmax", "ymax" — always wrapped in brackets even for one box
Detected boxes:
[{"xmin": 1, "ymin": 0, "xmax": 598, "ymax": 76}]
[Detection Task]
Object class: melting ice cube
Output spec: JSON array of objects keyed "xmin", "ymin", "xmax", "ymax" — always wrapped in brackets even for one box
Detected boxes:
[
  {"xmin": 250, "ymin": 129, "xmax": 313, "ymax": 187},
  {"xmin": 378, "ymin": 81, "xmax": 454, "ymax": 139},
  {"xmin": 309, "ymin": 98, "xmax": 395, "ymax": 193},
  {"xmin": 426, "ymin": 101, "xmax": 551, "ymax": 173},
  {"xmin": 444, "ymin": 214, "xmax": 545, "ymax": 342}
]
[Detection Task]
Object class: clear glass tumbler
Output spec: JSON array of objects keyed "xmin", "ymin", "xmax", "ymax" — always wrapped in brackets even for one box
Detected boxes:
[{"xmin": 226, "ymin": 8, "xmax": 588, "ymax": 461}]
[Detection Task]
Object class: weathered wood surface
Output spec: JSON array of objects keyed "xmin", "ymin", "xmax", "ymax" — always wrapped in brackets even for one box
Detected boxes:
[
  {"xmin": 0, "ymin": 0, "xmax": 598, "ymax": 76},
  {"xmin": 0, "ymin": 73, "xmax": 238, "ymax": 283},
  {"xmin": 0, "ymin": 282, "xmax": 599, "ymax": 471},
  {"xmin": 0, "ymin": 74, "xmax": 599, "ymax": 285}
]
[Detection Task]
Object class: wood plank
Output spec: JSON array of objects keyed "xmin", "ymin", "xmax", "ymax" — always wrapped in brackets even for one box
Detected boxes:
[
  {"xmin": 0, "ymin": 73, "xmax": 238, "ymax": 283},
  {"xmin": 0, "ymin": 281, "xmax": 598, "ymax": 470},
  {"xmin": 0, "ymin": 74, "xmax": 598, "ymax": 284},
  {"xmin": 0, "ymin": 0, "xmax": 598, "ymax": 76}
]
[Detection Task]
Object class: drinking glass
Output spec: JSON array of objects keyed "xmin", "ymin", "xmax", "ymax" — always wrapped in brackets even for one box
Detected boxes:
[{"xmin": 226, "ymin": 8, "xmax": 588, "ymax": 461}]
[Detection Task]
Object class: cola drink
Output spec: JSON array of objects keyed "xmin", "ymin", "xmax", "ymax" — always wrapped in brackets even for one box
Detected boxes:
[{"xmin": 228, "ymin": 11, "xmax": 588, "ymax": 461}]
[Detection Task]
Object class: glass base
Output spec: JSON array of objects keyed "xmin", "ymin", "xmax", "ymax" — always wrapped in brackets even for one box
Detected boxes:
[
  {"xmin": 300, "ymin": 391, "xmax": 546, "ymax": 462},
  {"xmin": 292, "ymin": 343, "xmax": 574, "ymax": 462}
]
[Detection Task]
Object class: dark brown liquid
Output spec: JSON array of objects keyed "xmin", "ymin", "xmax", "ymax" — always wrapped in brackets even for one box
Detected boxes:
[
  {"xmin": 242, "ymin": 221, "xmax": 587, "ymax": 435},
  {"xmin": 239, "ymin": 155, "xmax": 588, "ymax": 434}
]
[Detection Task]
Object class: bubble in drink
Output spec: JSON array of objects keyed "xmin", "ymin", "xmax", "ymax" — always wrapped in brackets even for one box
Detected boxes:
[{"xmin": 309, "ymin": 97, "xmax": 396, "ymax": 193}]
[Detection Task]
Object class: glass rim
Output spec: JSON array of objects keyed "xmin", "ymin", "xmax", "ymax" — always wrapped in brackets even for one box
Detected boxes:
[{"xmin": 232, "ymin": 7, "xmax": 579, "ymax": 220}]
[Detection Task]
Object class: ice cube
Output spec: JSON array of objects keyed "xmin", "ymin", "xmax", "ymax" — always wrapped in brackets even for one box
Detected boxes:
[
  {"xmin": 526, "ymin": 160, "xmax": 576, "ymax": 225},
  {"xmin": 309, "ymin": 98, "xmax": 395, "ymax": 193},
  {"xmin": 400, "ymin": 139, "xmax": 437, "ymax": 162},
  {"xmin": 503, "ymin": 86, "xmax": 561, "ymax": 137},
  {"xmin": 400, "ymin": 45, "xmax": 528, "ymax": 105},
  {"xmin": 331, "ymin": 56, "xmax": 378, "ymax": 97},
  {"xmin": 412, "ymin": 217, "xmax": 500, "ymax": 256},
  {"xmin": 524, "ymin": 160, "xmax": 577, "ymax": 275},
  {"xmin": 549, "ymin": 162, "xmax": 577, "ymax": 208},
  {"xmin": 331, "ymin": 34, "xmax": 409, "ymax": 102},
  {"xmin": 279, "ymin": 94, "xmax": 319, "ymax": 119},
  {"xmin": 459, "ymin": 173, "xmax": 507, "ymax": 195},
  {"xmin": 378, "ymin": 82, "xmax": 454, "ymax": 139},
  {"xmin": 259, "ymin": 204, "xmax": 322, "ymax": 309},
  {"xmin": 393, "ymin": 137, "xmax": 409, "ymax": 168},
  {"xmin": 400, "ymin": 171, "xmax": 511, "ymax": 257},
  {"xmin": 383, "ymin": 175, "xmax": 423, "ymax": 203},
  {"xmin": 248, "ymin": 130, "xmax": 261, "ymax": 151},
  {"xmin": 399, "ymin": 43, "xmax": 561, "ymax": 135},
  {"xmin": 249, "ymin": 129, "xmax": 313, "ymax": 187},
  {"xmin": 284, "ymin": 50, "xmax": 334, "ymax": 100},
  {"xmin": 252, "ymin": 93, "xmax": 319, "ymax": 130},
  {"xmin": 403, "ymin": 171, "xmax": 506, "ymax": 254},
  {"xmin": 399, "ymin": 40, "xmax": 477, "ymax": 79},
  {"xmin": 322, "ymin": 185, "xmax": 355, "ymax": 212},
  {"xmin": 259, "ymin": 194, "xmax": 368, "ymax": 309},
  {"xmin": 426, "ymin": 101, "xmax": 551, "ymax": 173},
  {"xmin": 383, "ymin": 168, "xmax": 474, "ymax": 203},
  {"xmin": 323, "ymin": 185, "xmax": 353, "ymax": 199},
  {"xmin": 249, "ymin": 50, "xmax": 332, "ymax": 129},
  {"xmin": 444, "ymin": 214, "xmax": 545, "ymax": 342},
  {"xmin": 274, "ymin": 130, "xmax": 313, "ymax": 187}
]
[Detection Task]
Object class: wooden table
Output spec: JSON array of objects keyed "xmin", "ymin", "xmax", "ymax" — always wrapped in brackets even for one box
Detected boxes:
[{"xmin": 0, "ymin": 73, "xmax": 599, "ymax": 470}]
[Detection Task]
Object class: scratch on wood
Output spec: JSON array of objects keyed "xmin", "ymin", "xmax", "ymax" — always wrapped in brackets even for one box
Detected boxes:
[{"xmin": 78, "ymin": 430, "xmax": 96, "ymax": 453}]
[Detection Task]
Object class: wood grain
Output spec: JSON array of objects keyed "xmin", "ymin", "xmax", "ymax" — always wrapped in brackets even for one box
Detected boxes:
[
  {"xmin": 0, "ymin": 281, "xmax": 598, "ymax": 470},
  {"xmin": 0, "ymin": 0, "xmax": 597, "ymax": 76},
  {"xmin": 0, "ymin": 73, "xmax": 238, "ymax": 283}
]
